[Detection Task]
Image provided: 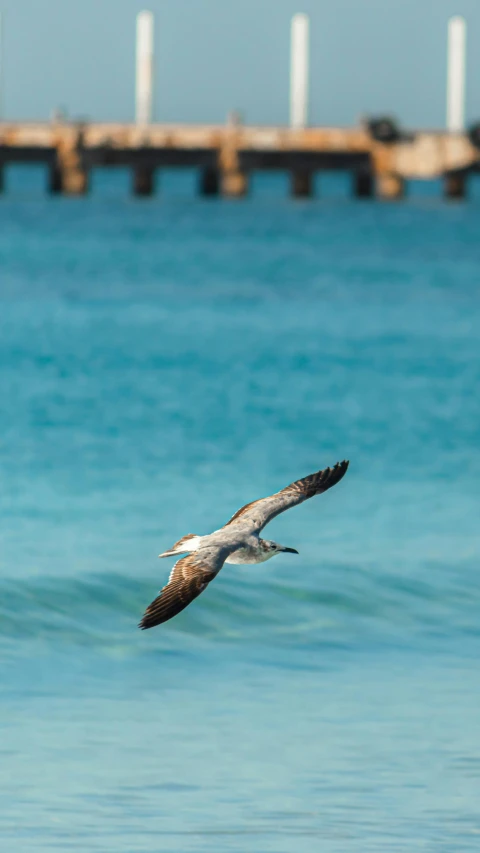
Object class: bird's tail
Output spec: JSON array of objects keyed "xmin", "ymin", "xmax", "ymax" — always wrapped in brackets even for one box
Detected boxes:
[{"xmin": 158, "ymin": 534, "xmax": 201, "ymax": 559}]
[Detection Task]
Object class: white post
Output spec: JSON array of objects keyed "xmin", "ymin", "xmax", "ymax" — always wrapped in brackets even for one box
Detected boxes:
[
  {"xmin": 290, "ymin": 13, "xmax": 309, "ymax": 129},
  {"xmin": 136, "ymin": 11, "xmax": 154, "ymax": 125},
  {"xmin": 446, "ymin": 15, "xmax": 466, "ymax": 133}
]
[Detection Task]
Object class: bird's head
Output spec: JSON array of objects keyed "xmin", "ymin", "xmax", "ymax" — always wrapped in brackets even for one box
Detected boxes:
[{"xmin": 263, "ymin": 540, "xmax": 299, "ymax": 558}]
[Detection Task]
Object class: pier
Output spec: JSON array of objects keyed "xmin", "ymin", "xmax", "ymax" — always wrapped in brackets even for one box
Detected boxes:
[
  {"xmin": 0, "ymin": 11, "xmax": 477, "ymax": 201},
  {"xmin": 0, "ymin": 120, "xmax": 478, "ymax": 200}
]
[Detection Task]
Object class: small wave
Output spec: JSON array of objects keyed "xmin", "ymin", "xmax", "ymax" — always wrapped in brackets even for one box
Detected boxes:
[{"xmin": 0, "ymin": 562, "xmax": 479, "ymax": 655}]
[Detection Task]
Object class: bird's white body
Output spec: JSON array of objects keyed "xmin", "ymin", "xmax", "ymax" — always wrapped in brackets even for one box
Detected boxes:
[
  {"xmin": 225, "ymin": 544, "xmax": 272, "ymax": 565},
  {"xmin": 223, "ymin": 538, "xmax": 282, "ymax": 564},
  {"xmin": 161, "ymin": 533, "xmax": 284, "ymax": 564}
]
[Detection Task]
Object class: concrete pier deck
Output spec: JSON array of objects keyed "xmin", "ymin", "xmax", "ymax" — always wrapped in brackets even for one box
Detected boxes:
[{"xmin": 0, "ymin": 121, "xmax": 478, "ymax": 199}]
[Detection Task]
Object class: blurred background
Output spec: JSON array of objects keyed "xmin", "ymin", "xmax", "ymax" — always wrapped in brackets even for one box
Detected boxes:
[
  {"xmin": 0, "ymin": 2, "xmax": 479, "ymax": 852},
  {"xmin": 0, "ymin": 0, "xmax": 479, "ymax": 125}
]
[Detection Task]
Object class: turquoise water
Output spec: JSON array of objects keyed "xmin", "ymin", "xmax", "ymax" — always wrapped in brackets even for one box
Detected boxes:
[{"xmin": 1, "ymin": 172, "xmax": 480, "ymax": 851}]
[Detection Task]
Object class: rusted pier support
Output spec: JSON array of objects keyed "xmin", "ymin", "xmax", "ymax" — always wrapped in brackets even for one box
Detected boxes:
[
  {"xmin": 377, "ymin": 173, "xmax": 405, "ymax": 200},
  {"xmin": 48, "ymin": 164, "xmax": 63, "ymax": 194},
  {"xmin": 199, "ymin": 167, "xmax": 220, "ymax": 196},
  {"xmin": 353, "ymin": 169, "xmax": 374, "ymax": 198},
  {"xmin": 49, "ymin": 126, "xmax": 89, "ymax": 195},
  {"xmin": 48, "ymin": 161, "xmax": 89, "ymax": 195},
  {"xmin": 133, "ymin": 166, "xmax": 155, "ymax": 196},
  {"xmin": 291, "ymin": 170, "xmax": 313, "ymax": 197},
  {"xmin": 219, "ymin": 133, "xmax": 248, "ymax": 197},
  {"xmin": 221, "ymin": 169, "xmax": 248, "ymax": 197},
  {"xmin": 444, "ymin": 171, "xmax": 466, "ymax": 199}
]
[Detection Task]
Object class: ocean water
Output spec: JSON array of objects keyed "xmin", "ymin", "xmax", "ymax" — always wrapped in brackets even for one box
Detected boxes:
[{"xmin": 0, "ymin": 170, "xmax": 479, "ymax": 852}]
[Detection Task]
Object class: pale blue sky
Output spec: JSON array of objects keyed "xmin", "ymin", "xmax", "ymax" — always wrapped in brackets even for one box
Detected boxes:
[{"xmin": 2, "ymin": 0, "xmax": 479, "ymax": 127}]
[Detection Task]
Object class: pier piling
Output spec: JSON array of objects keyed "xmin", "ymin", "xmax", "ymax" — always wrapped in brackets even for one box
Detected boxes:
[
  {"xmin": 291, "ymin": 169, "xmax": 313, "ymax": 197},
  {"xmin": 133, "ymin": 165, "xmax": 155, "ymax": 195},
  {"xmin": 377, "ymin": 173, "xmax": 405, "ymax": 200},
  {"xmin": 49, "ymin": 127, "xmax": 89, "ymax": 195},
  {"xmin": 444, "ymin": 171, "xmax": 466, "ymax": 199},
  {"xmin": 353, "ymin": 169, "xmax": 374, "ymax": 198},
  {"xmin": 219, "ymin": 133, "xmax": 248, "ymax": 197},
  {"xmin": 48, "ymin": 163, "xmax": 62, "ymax": 194},
  {"xmin": 221, "ymin": 170, "xmax": 248, "ymax": 198},
  {"xmin": 199, "ymin": 166, "xmax": 220, "ymax": 196}
]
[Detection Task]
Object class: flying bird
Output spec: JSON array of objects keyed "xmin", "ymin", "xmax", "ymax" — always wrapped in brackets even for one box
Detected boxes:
[{"xmin": 139, "ymin": 460, "xmax": 349, "ymax": 629}]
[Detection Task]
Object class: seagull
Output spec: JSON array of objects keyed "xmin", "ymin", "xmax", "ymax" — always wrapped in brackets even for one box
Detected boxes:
[{"xmin": 139, "ymin": 460, "xmax": 349, "ymax": 629}]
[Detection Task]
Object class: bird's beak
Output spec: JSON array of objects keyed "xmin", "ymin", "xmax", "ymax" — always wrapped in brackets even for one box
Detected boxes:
[{"xmin": 282, "ymin": 547, "xmax": 299, "ymax": 554}]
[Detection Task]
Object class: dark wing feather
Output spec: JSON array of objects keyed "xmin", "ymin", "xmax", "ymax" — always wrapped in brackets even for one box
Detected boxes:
[
  {"xmin": 224, "ymin": 460, "xmax": 349, "ymax": 533},
  {"xmin": 139, "ymin": 553, "xmax": 218, "ymax": 629}
]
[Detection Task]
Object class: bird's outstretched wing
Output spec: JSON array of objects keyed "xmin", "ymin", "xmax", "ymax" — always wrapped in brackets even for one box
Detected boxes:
[
  {"xmin": 223, "ymin": 460, "xmax": 349, "ymax": 534},
  {"xmin": 139, "ymin": 547, "xmax": 227, "ymax": 629}
]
